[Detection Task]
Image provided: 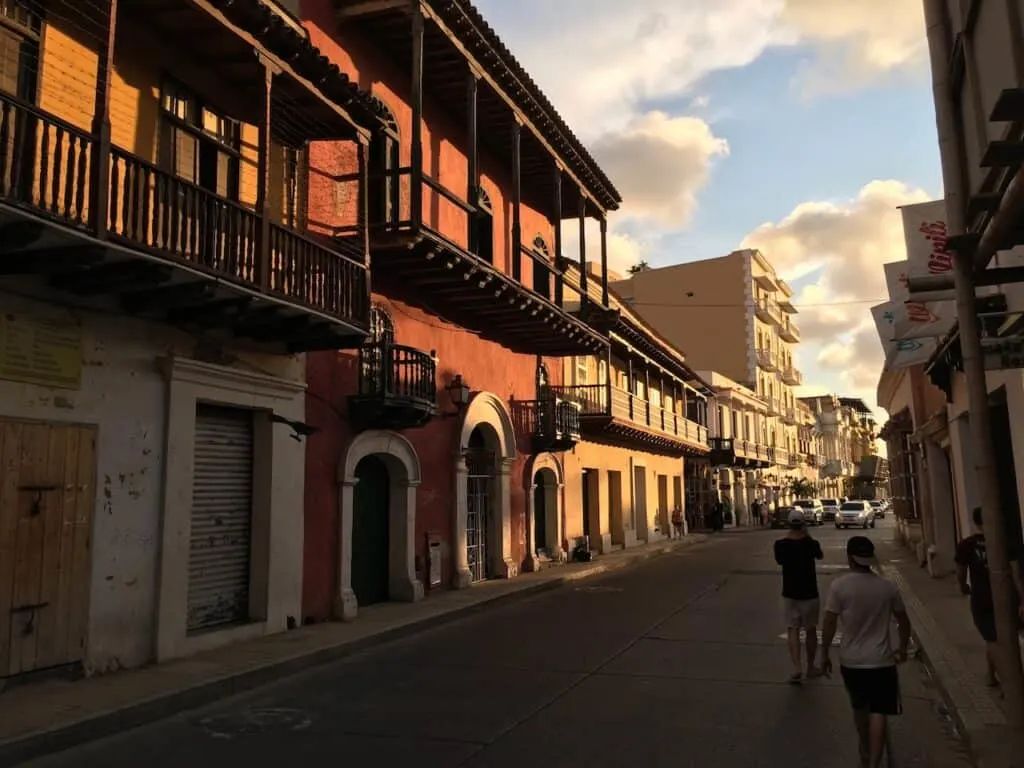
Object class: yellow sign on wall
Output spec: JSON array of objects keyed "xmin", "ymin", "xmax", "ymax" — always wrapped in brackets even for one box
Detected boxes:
[{"xmin": 0, "ymin": 312, "xmax": 83, "ymax": 390}]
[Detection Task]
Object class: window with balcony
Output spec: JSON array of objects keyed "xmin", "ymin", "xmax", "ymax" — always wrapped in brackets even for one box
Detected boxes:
[
  {"xmin": 0, "ymin": 0, "xmax": 38, "ymax": 101},
  {"xmin": 574, "ymin": 356, "xmax": 588, "ymax": 385},
  {"xmin": 160, "ymin": 80, "xmax": 240, "ymax": 200}
]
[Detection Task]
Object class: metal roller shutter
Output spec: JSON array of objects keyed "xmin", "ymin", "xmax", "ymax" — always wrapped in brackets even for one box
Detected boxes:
[{"xmin": 187, "ymin": 404, "xmax": 254, "ymax": 632}]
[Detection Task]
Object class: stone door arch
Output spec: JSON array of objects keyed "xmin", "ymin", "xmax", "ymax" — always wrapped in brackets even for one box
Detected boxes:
[
  {"xmin": 524, "ymin": 453, "xmax": 565, "ymax": 571},
  {"xmin": 337, "ymin": 430, "xmax": 423, "ymax": 620},
  {"xmin": 454, "ymin": 392, "xmax": 517, "ymax": 587}
]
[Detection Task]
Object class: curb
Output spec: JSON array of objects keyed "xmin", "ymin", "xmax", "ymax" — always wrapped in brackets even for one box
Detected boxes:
[
  {"xmin": 882, "ymin": 564, "xmax": 1005, "ymax": 767},
  {"xmin": 0, "ymin": 535, "xmax": 705, "ymax": 766}
]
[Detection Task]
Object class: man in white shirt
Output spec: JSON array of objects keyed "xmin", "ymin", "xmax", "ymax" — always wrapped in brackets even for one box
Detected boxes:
[{"xmin": 821, "ymin": 536, "xmax": 911, "ymax": 768}]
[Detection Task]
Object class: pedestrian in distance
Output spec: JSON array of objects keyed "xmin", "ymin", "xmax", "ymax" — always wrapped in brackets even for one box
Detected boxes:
[
  {"xmin": 954, "ymin": 506, "xmax": 1024, "ymax": 688},
  {"xmin": 821, "ymin": 536, "xmax": 911, "ymax": 768},
  {"xmin": 774, "ymin": 509, "xmax": 824, "ymax": 683}
]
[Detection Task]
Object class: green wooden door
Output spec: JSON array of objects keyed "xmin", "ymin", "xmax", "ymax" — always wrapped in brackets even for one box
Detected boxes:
[{"xmin": 352, "ymin": 455, "xmax": 390, "ymax": 606}]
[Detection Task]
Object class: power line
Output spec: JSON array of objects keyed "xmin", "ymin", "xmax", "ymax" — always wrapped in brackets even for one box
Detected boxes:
[{"xmin": 626, "ymin": 298, "xmax": 883, "ymax": 309}]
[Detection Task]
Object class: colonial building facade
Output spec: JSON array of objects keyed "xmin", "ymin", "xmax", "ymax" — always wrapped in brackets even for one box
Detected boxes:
[
  {"xmin": 0, "ymin": 0, "xmax": 378, "ymax": 678},
  {"xmin": 298, "ymin": 0, "xmax": 624, "ymax": 623}
]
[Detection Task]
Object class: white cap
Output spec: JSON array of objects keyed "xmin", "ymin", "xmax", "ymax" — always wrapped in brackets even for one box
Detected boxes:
[{"xmin": 788, "ymin": 509, "xmax": 805, "ymax": 526}]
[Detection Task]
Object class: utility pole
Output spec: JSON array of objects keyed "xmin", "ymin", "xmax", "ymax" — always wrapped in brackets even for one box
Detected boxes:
[{"xmin": 923, "ymin": 0, "xmax": 1024, "ymax": 748}]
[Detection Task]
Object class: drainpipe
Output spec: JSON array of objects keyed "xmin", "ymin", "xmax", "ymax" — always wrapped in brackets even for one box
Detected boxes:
[{"xmin": 923, "ymin": 0, "xmax": 1024, "ymax": 739}]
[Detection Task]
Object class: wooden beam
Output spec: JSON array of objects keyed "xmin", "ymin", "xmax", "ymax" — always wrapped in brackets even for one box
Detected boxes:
[
  {"xmin": 578, "ymin": 191, "xmax": 588, "ymax": 317},
  {"xmin": 256, "ymin": 55, "xmax": 276, "ymax": 290},
  {"xmin": 121, "ymin": 281, "xmax": 215, "ymax": 313},
  {"xmin": 511, "ymin": 118, "xmax": 521, "ymax": 282},
  {"xmin": 990, "ymin": 88, "xmax": 1024, "ymax": 122},
  {"xmin": 337, "ymin": 0, "xmax": 412, "ymax": 18},
  {"xmin": 552, "ymin": 166, "xmax": 564, "ymax": 309},
  {"xmin": 599, "ymin": 215, "xmax": 608, "ymax": 306},
  {"xmin": 410, "ymin": 8, "xmax": 425, "ymax": 228},
  {"xmin": 980, "ymin": 139, "xmax": 1024, "ymax": 168},
  {"xmin": 466, "ymin": 70, "xmax": 479, "ymax": 251},
  {"xmin": 90, "ymin": 0, "xmax": 118, "ymax": 239}
]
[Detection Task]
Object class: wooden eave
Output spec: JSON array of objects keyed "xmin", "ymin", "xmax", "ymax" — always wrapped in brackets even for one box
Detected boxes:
[
  {"xmin": 369, "ymin": 230, "xmax": 609, "ymax": 355},
  {"xmin": 332, "ymin": 0, "xmax": 620, "ymax": 217},
  {"xmin": 134, "ymin": 0, "xmax": 387, "ymax": 141},
  {"xmin": 610, "ymin": 317, "xmax": 704, "ymax": 390}
]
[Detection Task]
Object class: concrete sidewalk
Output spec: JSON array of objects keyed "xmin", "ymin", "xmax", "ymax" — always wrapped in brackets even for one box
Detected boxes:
[
  {"xmin": 0, "ymin": 534, "xmax": 708, "ymax": 767},
  {"xmin": 883, "ymin": 544, "xmax": 1018, "ymax": 768}
]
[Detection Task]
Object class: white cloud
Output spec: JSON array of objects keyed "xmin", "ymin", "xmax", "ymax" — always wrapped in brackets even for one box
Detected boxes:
[
  {"xmin": 591, "ymin": 112, "xmax": 729, "ymax": 228},
  {"xmin": 740, "ymin": 179, "xmax": 931, "ymax": 416},
  {"xmin": 476, "ymin": 0, "xmax": 927, "ymax": 138}
]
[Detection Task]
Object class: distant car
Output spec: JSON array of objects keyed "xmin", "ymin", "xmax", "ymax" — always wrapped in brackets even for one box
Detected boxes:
[
  {"xmin": 793, "ymin": 498, "xmax": 824, "ymax": 526},
  {"xmin": 821, "ymin": 498, "xmax": 841, "ymax": 522},
  {"xmin": 772, "ymin": 506, "xmax": 798, "ymax": 529},
  {"xmin": 869, "ymin": 499, "xmax": 886, "ymax": 519},
  {"xmin": 836, "ymin": 500, "xmax": 875, "ymax": 529}
]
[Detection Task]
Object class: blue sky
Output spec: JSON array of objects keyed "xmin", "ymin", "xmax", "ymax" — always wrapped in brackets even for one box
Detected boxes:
[{"xmin": 475, "ymin": 0, "xmax": 937, "ymax": 417}]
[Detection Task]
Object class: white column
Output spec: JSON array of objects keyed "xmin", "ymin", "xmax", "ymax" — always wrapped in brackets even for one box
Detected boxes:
[
  {"xmin": 389, "ymin": 480, "xmax": 424, "ymax": 602},
  {"xmin": 334, "ymin": 479, "xmax": 359, "ymax": 621},
  {"xmin": 553, "ymin": 483, "xmax": 566, "ymax": 559},
  {"xmin": 495, "ymin": 457, "xmax": 517, "ymax": 578},
  {"xmin": 523, "ymin": 482, "xmax": 541, "ymax": 573},
  {"xmin": 453, "ymin": 455, "xmax": 472, "ymax": 589}
]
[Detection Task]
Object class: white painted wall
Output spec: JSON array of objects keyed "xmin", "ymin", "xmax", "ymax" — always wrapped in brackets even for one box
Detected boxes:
[{"xmin": 0, "ymin": 290, "xmax": 305, "ymax": 673}]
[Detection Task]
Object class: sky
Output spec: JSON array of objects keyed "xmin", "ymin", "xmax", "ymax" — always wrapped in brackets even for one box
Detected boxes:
[{"xmin": 474, "ymin": 0, "xmax": 941, "ymax": 425}]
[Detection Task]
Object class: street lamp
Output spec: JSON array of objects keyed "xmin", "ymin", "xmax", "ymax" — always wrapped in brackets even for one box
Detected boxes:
[{"xmin": 447, "ymin": 374, "xmax": 471, "ymax": 409}]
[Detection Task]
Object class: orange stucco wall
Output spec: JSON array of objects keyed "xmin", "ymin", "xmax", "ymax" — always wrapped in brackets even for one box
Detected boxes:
[{"xmin": 299, "ymin": 0, "xmax": 567, "ymax": 621}]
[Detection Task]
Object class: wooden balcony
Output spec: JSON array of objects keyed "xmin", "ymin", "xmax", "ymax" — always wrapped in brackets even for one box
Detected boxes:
[
  {"xmin": 347, "ymin": 342, "xmax": 438, "ymax": 430},
  {"xmin": 515, "ymin": 395, "xmax": 582, "ymax": 453},
  {"xmin": 0, "ymin": 94, "xmax": 370, "ymax": 350},
  {"xmin": 709, "ymin": 437, "xmax": 736, "ymax": 467},
  {"xmin": 552, "ymin": 383, "xmax": 709, "ymax": 457},
  {"xmin": 333, "ymin": 167, "xmax": 608, "ymax": 357}
]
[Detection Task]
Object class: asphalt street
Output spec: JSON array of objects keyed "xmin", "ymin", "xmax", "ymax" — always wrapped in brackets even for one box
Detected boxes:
[{"xmin": 23, "ymin": 520, "xmax": 974, "ymax": 767}]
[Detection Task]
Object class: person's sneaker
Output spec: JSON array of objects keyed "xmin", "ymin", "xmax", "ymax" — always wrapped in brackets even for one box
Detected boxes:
[{"xmin": 806, "ymin": 666, "xmax": 823, "ymax": 679}]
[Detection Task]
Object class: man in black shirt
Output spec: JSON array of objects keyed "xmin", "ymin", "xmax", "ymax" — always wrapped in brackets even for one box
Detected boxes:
[
  {"xmin": 775, "ymin": 508, "xmax": 824, "ymax": 683},
  {"xmin": 955, "ymin": 507, "xmax": 1024, "ymax": 687}
]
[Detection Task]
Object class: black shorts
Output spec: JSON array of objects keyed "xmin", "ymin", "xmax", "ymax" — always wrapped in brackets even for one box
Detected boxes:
[
  {"xmin": 972, "ymin": 606, "xmax": 998, "ymax": 643},
  {"xmin": 840, "ymin": 665, "xmax": 902, "ymax": 716}
]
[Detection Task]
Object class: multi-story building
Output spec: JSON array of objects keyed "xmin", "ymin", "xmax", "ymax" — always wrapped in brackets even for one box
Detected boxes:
[
  {"xmin": 840, "ymin": 397, "xmax": 878, "ymax": 464},
  {"xmin": 795, "ymin": 399, "xmax": 822, "ymax": 495},
  {"xmin": 299, "ymin": 0, "xmax": 627, "ymax": 622},
  {"xmin": 611, "ymin": 249, "xmax": 804, "ymax": 516},
  {"xmin": 554, "ymin": 280, "xmax": 711, "ymax": 551},
  {"xmin": 800, "ymin": 394, "xmax": 873, "ymax": 499},
  {"xmin": 703, "ymin": 371, "xmax": 771, "ymax": 524},
  {"xmin": 0, "ymin": 0, "xmax": 379, "ymax": 676}
]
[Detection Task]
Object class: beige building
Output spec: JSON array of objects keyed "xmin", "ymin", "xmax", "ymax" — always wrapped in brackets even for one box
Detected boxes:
[
  {"xmin": 799, "ymin": 395, "xmax": 876, "ymax": 499},
  {"xmin": 555, "ymin": 285, "xmax": 712, "ymax": 551},
  {"xmin": 611, "ymin": 249, "xmax": 804, "ymax": 513},
  {"xmin": 702, "ymin": 372, "xmax": 771, "ymax": 524}
]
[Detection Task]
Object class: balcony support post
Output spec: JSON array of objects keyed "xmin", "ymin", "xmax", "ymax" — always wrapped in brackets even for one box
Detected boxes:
[
  {"xmin": 410, "ymin": 8, "xmax": 425, "ymax": 229},
  {"xmin": 627, "ymin": 356, "xmax": 634, "ymax": 420},
  {"xmin": 358, "ymin": 136, "xmax": 372, "ymax": 314},
  {"xmin": 605, "ymin": 344, "xmax": 612, "ymax": 411},
  {"xmin": 466, "ymin": 70, "xmax": 479, "ymax": 251},
  {"xmin": 255, "ymin": 55, "xmax": 277, "ymax": 291},
  {"xmin": 644, "ymin": 363, "xmax": 651, "ymax": 425},
  {"xmin": 552, "ymin": 166, "xmax": 563, "ymax": 308},
  {"xmin": 599, "ymin": 215, "xmax": 609, "ymax": 305},
  {"xmin": 511, "ymin": 119, "xmax": 522, "ymax": 282},
  {"xmin": 90, "ymin": 0, "xmax": 119, "ymax": 238},
  {"xmin": 578, "ymin": 192, "xmax": 588, "ymax": 317}
]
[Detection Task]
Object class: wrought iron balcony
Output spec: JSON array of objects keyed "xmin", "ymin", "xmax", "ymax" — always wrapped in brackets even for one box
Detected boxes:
[
  {"xmin": 0, "ymin": 94, "xmax": 369, "ymax": 350},
  {"xmin": 551, "ymin": 383, "xmax": 709, "ymax": 456},
  {"xmin": 757, "ymin": 347, "xmax": 778, "ymax": 372},
  {"xmin": 779, "ymin": 316, "xmax": 800, "ymax": 343},
  {"xmin": 782, "ymin": 365, "xmax": 803, "ymax": 386},
  {"xmin": 521, "ymin": 395, "xmax": 582, "ymax": 453},
  {"xmin": 348, "ymin": 342, "xmax": 438, "ymax": 430}
]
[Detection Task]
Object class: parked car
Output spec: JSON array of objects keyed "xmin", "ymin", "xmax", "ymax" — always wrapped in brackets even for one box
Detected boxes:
[
  {"xmin": 869, "ymin": 499, "xmax": 886, "ymax": 519},
  {"xmin": 771, "ymin": 506, "xmax": 798, "ymax": 529},
  {"xmin": 793, "ymin": 498, "xmax": 824, "ymax": 526},
  {"xmin": 836, "ymin": 500, "xmax": 876, "ymax": 529},
  {"xmin": 821, "ymin": 498, "xmax": 841, "ymax": 522}
]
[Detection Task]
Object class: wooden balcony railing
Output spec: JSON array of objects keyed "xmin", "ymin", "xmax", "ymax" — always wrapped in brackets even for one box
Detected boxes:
[
  {"xmin": 355, "ymin": 342, "xmax": 437, "ymax": 404},
  {"xmin": 552, "ymin": 383, "xmax": 709, "ymax": 448},
  {"xmin": 0, "ymin": 93, "xmax": 368, "ymax": 327}
]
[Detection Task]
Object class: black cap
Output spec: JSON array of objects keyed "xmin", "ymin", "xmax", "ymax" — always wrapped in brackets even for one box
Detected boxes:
[{"xmin": 847, "ymin": 536, "xmax": 877, "ymax": 567}]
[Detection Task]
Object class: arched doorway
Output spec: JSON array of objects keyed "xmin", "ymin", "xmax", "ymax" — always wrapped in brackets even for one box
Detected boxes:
[
  {"xmin": 523, "ymin": 452, "xmax": 564, "ymax": 572},
  {"xmin": 351, "ymin": 455, "xmax": 390, "ymax": 606},
  {"xmin": 455, "ymin": 392, "xmax": 517, "ymax": 588},
  {"xmin": 337, "ymin": 430, "xmax": 423, "ymax": 621}
]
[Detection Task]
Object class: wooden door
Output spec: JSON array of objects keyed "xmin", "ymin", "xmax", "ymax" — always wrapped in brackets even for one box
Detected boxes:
[
  {"xmin": 0, "ymin": 420, "xmax": 96, "ymax": 678},
  {"xmin": 351, "ymin": 455, "xmax": 390, "ymax": 606}
]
